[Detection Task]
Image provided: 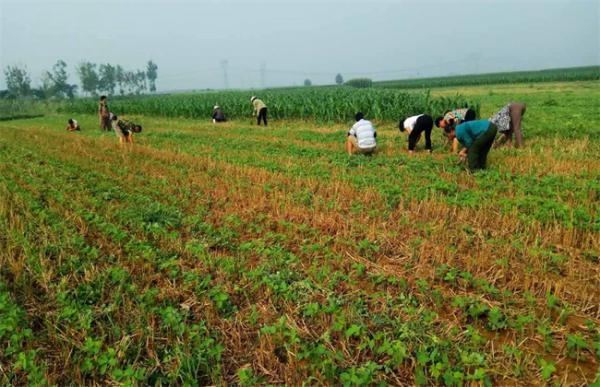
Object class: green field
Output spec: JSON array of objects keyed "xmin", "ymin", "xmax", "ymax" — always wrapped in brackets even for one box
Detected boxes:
[
  {"xmin": 0, "ymin": 80, "xmax": 599, "ymax": 385},
  {"xmin": 374, "ymin": 66, "xmax": 600, "ymax": 89}
]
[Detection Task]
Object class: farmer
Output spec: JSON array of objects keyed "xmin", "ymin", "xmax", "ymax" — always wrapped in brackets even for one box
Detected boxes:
[
  {"xmin": 111, "ymin": 114, "xmax": 142, "ymax": 145},
  {"xmin": 490, "ymin": 102, "xmax": 526, "ymax": 148},
  {"xmin": 399, "ymin": 114, "xmax": 434, "ymax": 153},
  {"xmin": 212, "ymin": 105, "xmax": 226, "ymax": 123},
  {"xmin": 251, "ymin": 96, "xmax": 267, "ymax": 126},
  {"xmin": 98, "ymin": 95, "xmax": 111, "ymax": 131},
  {"xmin": 445, "ymin": 119, "xmax": 497, "ymax": 171},
  {"xmin": 346, "ymin": 112, "xmax": 377, "ymax": 155},
  {"xmin": 65, "ymin": 118, "xmax": 81, "ymax": 131},
  {"xmin": 435, "ymin": 107, "xmax": 477, "ymax": 153},
  {"xmin": 436, "ymin": 107, "xmax": 477, "ymax": 130}
]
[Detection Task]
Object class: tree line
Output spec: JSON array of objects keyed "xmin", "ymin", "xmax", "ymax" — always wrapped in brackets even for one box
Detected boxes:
[{"xmin": 1, "ymin": 60, "xmax": 158, "ymax": 99}]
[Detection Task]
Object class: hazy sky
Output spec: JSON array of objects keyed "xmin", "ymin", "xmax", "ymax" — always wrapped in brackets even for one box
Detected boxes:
[{"xmin": 1, "ymin": 0, "xmax": 598, "ymax": 91}]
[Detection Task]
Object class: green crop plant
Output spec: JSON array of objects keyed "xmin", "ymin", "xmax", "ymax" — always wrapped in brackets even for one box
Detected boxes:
[
  {"xmin": 1, "ymin": 80, "xmax": 598, "ymax": 385},
  {"xmin": 375, "ymin": 65, "xmax": 600, "ymax": 89},
  {"xmin": 56, "ymin": 86, "xmax": 478, "ymax": 123}
]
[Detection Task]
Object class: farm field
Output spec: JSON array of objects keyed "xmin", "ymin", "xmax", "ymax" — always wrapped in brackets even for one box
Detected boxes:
[
  {"xmin": 374, "ymin": 66, "xmax": 600, "ymax": 89},
  {"xmin": 0, "ymin": 81, "xmax": 599, "ymax": 385}
]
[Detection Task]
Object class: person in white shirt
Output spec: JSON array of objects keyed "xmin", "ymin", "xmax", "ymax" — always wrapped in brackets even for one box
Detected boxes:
[
  {"xmin": 399, "ymin": 114, "xmax": 433, "ymax": 153},
  {"xmin": 65, "ymin": 118, "xmax": 81, "ymax": 131},
  {"xmin": 346, "ymin": 112, "xmax": 377, "ymax": 155}
]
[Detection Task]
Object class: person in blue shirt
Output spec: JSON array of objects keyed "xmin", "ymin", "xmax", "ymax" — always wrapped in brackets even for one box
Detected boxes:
[{"xmin": 444, "ymin": 120, "xmax": 497, "ymax": 171}]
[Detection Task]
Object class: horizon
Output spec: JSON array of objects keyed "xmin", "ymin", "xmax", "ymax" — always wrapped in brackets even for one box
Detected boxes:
[{"xmin": 1, "ymin": 0, "xmax": 598, "ymax": 92}]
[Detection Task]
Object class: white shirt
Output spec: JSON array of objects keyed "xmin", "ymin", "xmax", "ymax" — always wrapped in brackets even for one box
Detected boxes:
[
  {"xmin": 348, "ymin": 119, "xmax": 377, "ymax": 149},
  {"xmin": 72, "ymin": 119, "xmax": 78, "ymax": 127},
  {"xmin": 402, "ymin": 114, "xmax": 423, "ymax": 134}
]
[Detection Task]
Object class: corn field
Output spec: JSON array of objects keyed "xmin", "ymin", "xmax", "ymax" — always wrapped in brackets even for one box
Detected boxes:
[
  {"xmin": 59, "ymin": 88, "xmax": 479, "ymax": 123},
  {"xmin": 375, "ymin": 65, "xmax": 600, "ymax": 89}
]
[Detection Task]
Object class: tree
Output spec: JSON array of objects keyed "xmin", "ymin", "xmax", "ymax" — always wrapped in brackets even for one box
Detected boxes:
[
  {"xmin": 304, "ymin": 79, "xmax": 312, "ymax": 86},
  {"xmin": 98, "ymin": 64, "xmax": 117, "ymax": 96},
  {"xmin": 146, "ymin": 60, "xmax": 158, "ymax": 92},
  {"xmin": 134, "ymin": 70, "xmax": 147, "ymax": 94},
  {"xmin": 4, "ymin": 65, "xmax": 31, "ymax": 98},
  {"xmin": 115, "ymin": 65, "xmax": 125, "ymax": 95},
  {"xmin": 122, "ymin": 71, "xmax": 137, "ymax": 94},
  {"xmin": 76, "ymin": 62, "xmax": 99, "ymax": 96},
  {"xmin": 335, "ymin": 73, "xmax": 344, "ymax": 85},
  {"xmin": 38, "ymin": 72, "xmax": 54, "ymax": 99},
  {"xmin": 43, "ymin": 60, "xmax": 77, "ymax": 98}
]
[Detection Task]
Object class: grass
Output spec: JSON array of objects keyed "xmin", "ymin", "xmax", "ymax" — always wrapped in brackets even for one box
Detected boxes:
[{"xmin": 0, "ymin": 80, "xmax": 598, "ymax": 385}]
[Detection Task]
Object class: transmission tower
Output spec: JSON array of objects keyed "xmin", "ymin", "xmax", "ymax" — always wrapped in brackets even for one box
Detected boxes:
[{"xmin": 221, "ymin": 60, "xmax": 229, "ymax": 89}]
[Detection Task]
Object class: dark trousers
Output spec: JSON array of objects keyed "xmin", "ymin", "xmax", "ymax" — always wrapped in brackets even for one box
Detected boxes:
[
  {"xmin": 100, "ymin": 117, "xmax": 111, "ymax": 131},
  {"xmin": 408, "ymin": 115, "xmax": 433, "ymax": 151},
  {"xmin": 468, "ymin": 123, "xmax": 497, "ymax": 171},
  {"xmin": 257, "ymin": 107, "xmax": 267, "ymax": 126},
  {"xmin": 510, "ymin": 103, "xmax": 526, "ymax": 147},
  {"xmin": 464, "ymin": 109, "xmax": 476, "ymax": 121}
]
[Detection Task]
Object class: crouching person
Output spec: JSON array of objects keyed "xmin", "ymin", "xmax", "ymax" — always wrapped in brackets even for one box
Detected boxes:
[
  {"xmin": 66, "ymin": 118, "xmax": 81, "ymax": 131},
  {"xmin": 445, "ymin": 120, "xmax": 497, "ymax": 171},
  {"xmin": 212, "ymin": 105, "xmax": 226, "ymax": 123},
  {"xmin": 346, "ymin": 112, "xmax": 377, "ymax": 155},
  {"xmin": 111, "ymin": 114, "xmax": 142, "ymax": 145},
  {"xmin": 399, "ymin": 114, "xmax": 433, "ymax": 153}
]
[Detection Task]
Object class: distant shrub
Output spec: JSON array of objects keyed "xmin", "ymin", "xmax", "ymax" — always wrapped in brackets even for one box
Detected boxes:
[{"xmin": 345, "ymin": 78, "xmax": 373, "ymax": 88}]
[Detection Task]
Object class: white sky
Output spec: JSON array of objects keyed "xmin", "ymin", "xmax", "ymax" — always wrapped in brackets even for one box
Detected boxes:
[{"xmin": 1, "ymin": 0, "xmax": 598, "ymax": 91}]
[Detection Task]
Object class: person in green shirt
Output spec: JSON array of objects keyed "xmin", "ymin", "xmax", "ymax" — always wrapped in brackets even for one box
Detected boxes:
[{"xmin": 445, "ymin": 120, "xmax": 497, "ymax": 171}]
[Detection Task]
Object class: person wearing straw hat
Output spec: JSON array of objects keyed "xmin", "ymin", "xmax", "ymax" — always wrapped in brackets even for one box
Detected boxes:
[
  {"xmin": 212, "ymin": 105, "xmax": 226, "ymax": 123},
  {"xmin": 251, "ymin": 96, "xmax": 268, "ymax": 126}
]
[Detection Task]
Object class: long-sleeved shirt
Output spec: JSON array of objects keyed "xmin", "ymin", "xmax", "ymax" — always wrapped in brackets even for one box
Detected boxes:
[
  {"xmin": 455, "ymin": 120, "xmax": 492, "ymax": 148},
  {"xmin": 252, "ymin": 98, "xmax": 267, "ymax": 113},
  {"xmin": 348, "ymin": 119, "xmax": 377, "ymax": 149}
]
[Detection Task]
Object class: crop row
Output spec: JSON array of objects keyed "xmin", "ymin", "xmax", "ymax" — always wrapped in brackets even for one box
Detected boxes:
[
  {"xmin": 375, "ymin": 66, "xmax": 600, "ymax": 89},
  {"xmin": 1, "ymin": 123, "xmax": 598, "ymax": 384},
  {"xmin": 59, "ymin": 88, "xmax": 478, "ymax": 122}
]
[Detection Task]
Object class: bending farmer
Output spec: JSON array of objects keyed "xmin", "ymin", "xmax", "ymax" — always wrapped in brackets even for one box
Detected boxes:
[
  {"xmin": 435, "ymin": 107, "xmax": 477, "ymax": 153},
  {"xmin": 490, "ymin": 102, "xmax": 526, "ymax": 148},
  {"xmin": 445, "ymin": 120, "xmax": 497, "ymax": 171},
  {"xmin": 399, "ymin": 114, "xmax": 434, "ymax": 153},
  {"xmin": 111, "ymin": 115, "xmax": 142, "ymax": 145},
  {"xmin": 251, "ymin": 96, "xmax": 268, "ymax": 126}
]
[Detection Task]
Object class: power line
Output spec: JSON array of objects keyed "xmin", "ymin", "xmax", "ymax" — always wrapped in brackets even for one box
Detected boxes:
[{"xmin": 221, "ymin": 60, "xmax": 229, "ymax": 89}]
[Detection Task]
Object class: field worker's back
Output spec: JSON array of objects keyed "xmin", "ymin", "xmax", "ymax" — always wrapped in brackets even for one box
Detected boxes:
[
  {"xmin": 455, "ymin": 120, "xmax": 491, "ymax": 148},
  {"xmin": 349, "ymin": 119, "xmax": 377, "ymax": 149},
  {"xmin": 253, "ymin": 98, "xmax": 266, "ymax": 112},
  {"xmin": 402, "ymin": 114, "xmax": 424, "ymax": 134}
]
